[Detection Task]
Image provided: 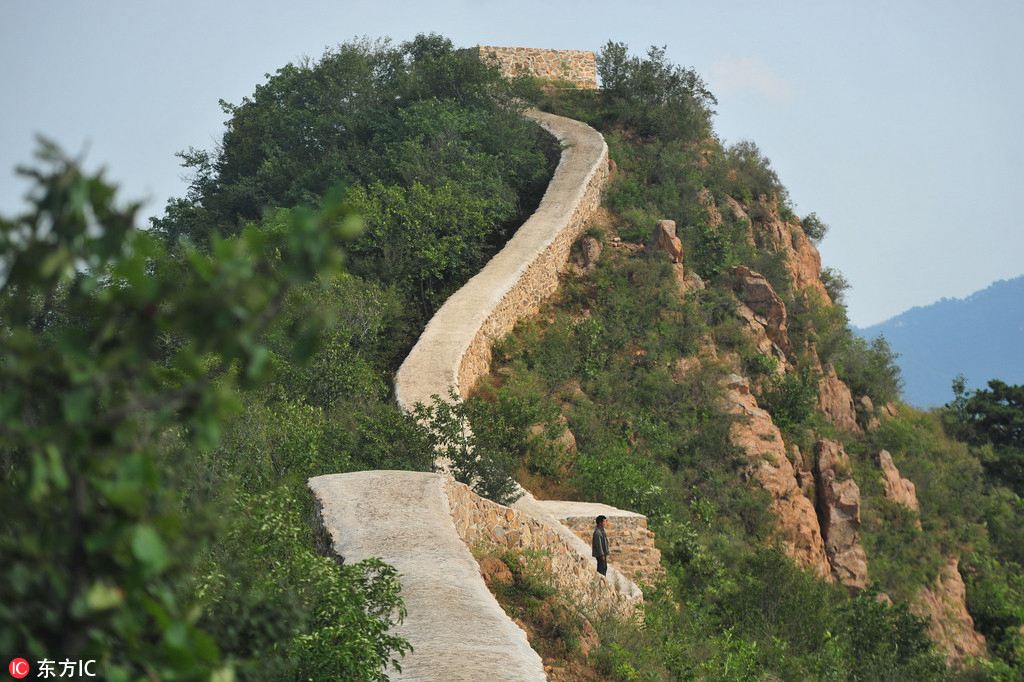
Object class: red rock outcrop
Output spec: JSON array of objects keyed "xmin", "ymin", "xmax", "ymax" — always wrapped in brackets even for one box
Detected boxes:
[
  {"xmin": 722, "ymin": 196, "xmax": 757, "ymax": 247},
  {"xmin": 751, "ymin": 195, "xmax": 831, "ymax": 303},
  {"xmin": 815, "ymin": 439, "xmax": 868, "ymax": 590},
  {"xmin": 730, "ymin": 266, "xmax": 791, "ymax": 356},
  {"xmin": 734, "ymin": 300, "xmax": 789, "ymax": 372},
  {"xmin": 856, "ymin": 395, "xmax": 882, "ymax": 431},
  {"xmin": 877, "ymin": 450, "xmax": 922, "ymax": 528},
  {"xmin": 723, "ymin": 375, "xmax": 832, "ymax": 580},
  {"xmin": 911, "ymin": 557, "xmax": 987, "ymax": 665},
  {"xmin": 698, "ymin": 188, "xmax": 724, "ymax": 228},
  {"xmin": 817, "ymin": 364, "xmax": 861, "ymax": 432},
  {"xmin": 650, "ymin": 219, "xmax": 683, "ymax": 264}
]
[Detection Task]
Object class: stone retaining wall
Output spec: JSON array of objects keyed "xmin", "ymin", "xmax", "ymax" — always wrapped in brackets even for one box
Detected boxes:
[
  {"xmin": 446, "ymin": 480, "xmax": 641, "ymax": 618},
  {"xmin": 559, "ymin": 514, "xmax": 664, "ymax": 584},
  {"xmin": 477, "ymin": 46, "xmax": 598, "ymax": 89}
]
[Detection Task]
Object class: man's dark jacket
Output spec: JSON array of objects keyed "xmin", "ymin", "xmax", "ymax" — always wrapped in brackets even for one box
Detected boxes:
[{"xmin": 592, "ymin": 526, "xmax": 609, "ymax": 558}]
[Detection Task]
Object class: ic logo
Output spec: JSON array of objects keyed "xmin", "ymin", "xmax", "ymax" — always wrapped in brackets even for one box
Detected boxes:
[{"xmin": 8, "ymin": 658, "xmax": 29, "ymax": 679}]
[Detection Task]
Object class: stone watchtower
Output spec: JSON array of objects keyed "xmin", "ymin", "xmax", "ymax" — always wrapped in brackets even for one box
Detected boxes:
[{"xmin": 476, "ymin": 46, "xmax": 598, "ymax": 89}]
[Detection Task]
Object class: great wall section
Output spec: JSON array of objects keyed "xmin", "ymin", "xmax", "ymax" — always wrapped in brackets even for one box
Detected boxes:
[{"xmin": 309, "ymin": 48, "xmax": 666, "ymax": 681}]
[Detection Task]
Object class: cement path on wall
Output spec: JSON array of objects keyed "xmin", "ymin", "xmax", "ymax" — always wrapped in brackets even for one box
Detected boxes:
[
  {"xmin": 394, "ymin": 109, "xmax": 608, "ymax": 413},
  {"xmin": 310, "ymin": 471, "xmax": 546, "ymax": 681}
]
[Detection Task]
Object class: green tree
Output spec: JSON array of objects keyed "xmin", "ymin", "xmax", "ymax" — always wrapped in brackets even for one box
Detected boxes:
[
  {"xmin": 950, "ymin": 379, "xmax": 1024, "ymax": 495},
  {"xmin": 800, "ymin": 212, "xmax": 829, "ymax": 242},
  {"xmin": 414, "ymin": 390, "xmax": 523, "ymax": 505},
  {"xmin": 0, "ymin": 143, "xmax": 407, "ymax": 680},
  {"xmin": 153, "ymin": 35, "xmax": 554, "ymax": 319}
]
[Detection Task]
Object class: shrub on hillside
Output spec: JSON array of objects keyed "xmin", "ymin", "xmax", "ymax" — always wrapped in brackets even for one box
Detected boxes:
[
  {"xmin": 837, "ymin": 335, "xmax": 902, "ymax": 406},
  {"xmin": 710, "ymin": 140, "xmax": 789, "ymax": 208},
  {"xmin": 800, "ymin": 212, "xmax": 829, "ymax": 242},
  {"xmin": 761, "ymin": 366, "xmax": 820, "ymax": 432},
  {"xmin": 597, "ymin": 42, "xmax": 717, "ymax": 142},
  {"xmin": 197, "ymin": 489, "xmax": 409, "ymax": 680}
]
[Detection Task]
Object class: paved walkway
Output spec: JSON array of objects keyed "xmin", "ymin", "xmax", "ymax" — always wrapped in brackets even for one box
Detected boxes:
[{"xmin": 309, "ymin": 471, "xmax": 545, "ymax": 681}]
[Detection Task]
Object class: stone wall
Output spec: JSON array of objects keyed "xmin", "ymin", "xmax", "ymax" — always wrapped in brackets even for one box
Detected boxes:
[
  {"xmin": 559, "ymin": 514, "xmax": 664, "ymax": 584},
  {"xmin": 455, "ymin": 112, "xmax": 608, "ymax": 398},
  {"xmin": 446, "ymin": 480, "xmax": 642, "ymax": 619},
  {"xmin": 477, "ymin": 46, "xmax": 598, "ymax": 89},
  {"xmin": 394, "ymin": 110, "xmax": 608, "ymax": 413}
]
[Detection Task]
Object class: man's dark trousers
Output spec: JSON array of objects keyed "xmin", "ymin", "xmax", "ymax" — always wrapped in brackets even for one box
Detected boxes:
[{"xmin": 596, "ymin": 556, "xmax": 608, "ymax": 575}]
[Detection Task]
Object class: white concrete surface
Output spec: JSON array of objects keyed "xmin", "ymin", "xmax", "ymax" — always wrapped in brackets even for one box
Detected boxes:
[
  {"xmin": 309, "ymin": 471, "xmax": 546, "ymax": 681},
  {"xmin": 532, "ymin": 499, "xmax": 647, "ymax": 520}
]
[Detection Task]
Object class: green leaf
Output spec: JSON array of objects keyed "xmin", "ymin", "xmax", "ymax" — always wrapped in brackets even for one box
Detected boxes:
[
  {"xmin": 132, "ymin": 525, "xmax": 170, "ymax": 574},
  {"xmin": 84, "ymin": 581, "xmax": 125, "ymax": 611},
  {"xmin": 45, "ymin": 445, "xmax": 68, "ymax": 491}
]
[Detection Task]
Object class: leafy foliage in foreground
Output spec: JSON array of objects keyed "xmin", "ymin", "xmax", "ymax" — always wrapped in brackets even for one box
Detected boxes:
[{"xmin": 0, "ymin": 144, "xmax": 407, "ymax": 679}]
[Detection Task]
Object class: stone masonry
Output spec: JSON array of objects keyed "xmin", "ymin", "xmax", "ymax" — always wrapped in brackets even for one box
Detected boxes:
[
  {"xmin": 477, "ymin": 46, "xmax": 598, "ymax": 89},
  {"xmin": 535, "ymin": 500, "xmax": 665, "ymax": 584},
  {"xmin": 310, "ymin": 471, "xmax": 547, "ymax": 681},
  {"xmin": 446, "ymin": 481, "xmax": 642, "ymax": 618}
]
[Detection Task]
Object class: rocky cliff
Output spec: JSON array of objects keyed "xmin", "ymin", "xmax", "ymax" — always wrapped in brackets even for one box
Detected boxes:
[{"xmin": 673, "ymin": 192, "xmax": 987, "ymax": 664}]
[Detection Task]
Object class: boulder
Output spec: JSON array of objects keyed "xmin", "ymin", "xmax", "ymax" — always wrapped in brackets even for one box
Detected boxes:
[
  {"xmin": 576, "ymin": 235, "xmax": 601, "ymax": 271},
  {"xmin": 815, "ymin": 439, "xmax": 868, "ymax": 590},
  {"xmin": 478, "ymin": 555, "xmax": 514, "ymax": 587},
  {"xmin": 650, "ymin": 219, "xmax": 684, "ymax": 264},
  {"xmin": 856, "ymin": 395, "xmax": 882, "ymax": 431},
  {"xmin": 528, "ymin": 414, "xmax": 577, "ymax": 453},
  {"xmin": 729, "ymin": 266, "xmax": 790, "ymax": 355},
  {"xmin": 673, "ymin": 265, "xmax": 705, "ymax": 295}
]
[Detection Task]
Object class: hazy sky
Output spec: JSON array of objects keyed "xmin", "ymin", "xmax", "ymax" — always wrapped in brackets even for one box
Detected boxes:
[{"xmin": 3, "ymin": 0, "xmax": 1022, "ymax": 326}]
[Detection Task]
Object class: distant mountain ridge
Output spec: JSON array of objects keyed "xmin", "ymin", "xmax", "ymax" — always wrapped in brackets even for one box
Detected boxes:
[{"xmin": 855, "ymin": 276, "xmax": 1024, "ymax": 408}]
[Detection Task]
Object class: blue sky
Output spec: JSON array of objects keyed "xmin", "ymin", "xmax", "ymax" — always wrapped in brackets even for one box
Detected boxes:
[{"xmin": 2, "ymin": 0, "xmax": 1021, "ymax": 326}]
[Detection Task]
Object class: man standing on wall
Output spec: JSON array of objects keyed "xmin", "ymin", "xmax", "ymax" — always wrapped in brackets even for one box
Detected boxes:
[{"xmin": 592, "ymin": 515, "xmax": 610, "ymax": 576}]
